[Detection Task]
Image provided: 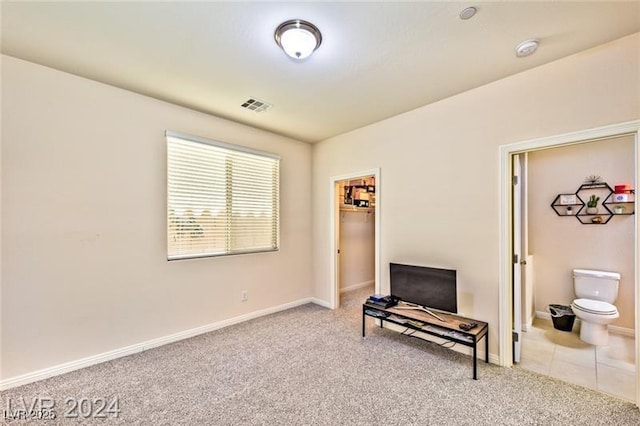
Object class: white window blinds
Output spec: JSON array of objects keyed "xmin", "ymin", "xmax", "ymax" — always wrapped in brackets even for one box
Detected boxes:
[{"xmin": 166, "ymin": 131, "xmax": 280, "ymax": 260}]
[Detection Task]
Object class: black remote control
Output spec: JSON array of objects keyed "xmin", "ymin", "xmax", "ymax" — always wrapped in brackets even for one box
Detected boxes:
[{"xmin": 459, "ymin": 322, "xmax": 478, "ymax": 331}]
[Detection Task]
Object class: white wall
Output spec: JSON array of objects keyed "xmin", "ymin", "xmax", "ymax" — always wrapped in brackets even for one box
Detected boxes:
[
  {"xmin": 1, "ymin": 56, "xmax": 313, "ymax": 379},
  {"xmin": 312, "ymin": 33, "xmax": 640, "ymax": 358},
  {"xmin": 528, "ymin": 136, "xmax": 635, "ymax": 329}
]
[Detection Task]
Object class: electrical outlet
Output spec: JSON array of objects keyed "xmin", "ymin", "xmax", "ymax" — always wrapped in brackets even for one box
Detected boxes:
[{"xmin": 241, "ymin": 291, "xmax": 248, "ymax": 302}]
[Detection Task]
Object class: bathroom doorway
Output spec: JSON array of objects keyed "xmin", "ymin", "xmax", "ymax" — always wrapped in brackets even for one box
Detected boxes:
[
  {"xmin": 499, "ymin": 120, "xmax": 640, "ymax": 406},
  {"xmin": 518, "ymin": 136, "xmax": 636, "ymax": 401}
]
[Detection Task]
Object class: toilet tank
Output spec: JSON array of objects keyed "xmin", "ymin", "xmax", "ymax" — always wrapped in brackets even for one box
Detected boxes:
[{"xmin": 573, "ymin": 269, "xmax": 620, "ymax": 303}]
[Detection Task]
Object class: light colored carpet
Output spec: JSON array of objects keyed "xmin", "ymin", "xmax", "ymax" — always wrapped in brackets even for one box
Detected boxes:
[{"xmin": 1, "ymin": 286, "xmax": 639, "ymax": 425}]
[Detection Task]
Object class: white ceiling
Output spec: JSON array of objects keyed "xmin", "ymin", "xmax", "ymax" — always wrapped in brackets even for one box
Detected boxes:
[{"xmin": 2, "ymin": 1, "xmax": 639, "ymax": 143}]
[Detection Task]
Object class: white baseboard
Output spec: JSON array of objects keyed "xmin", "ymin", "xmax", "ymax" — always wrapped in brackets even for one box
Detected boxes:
[
  {"xmin": 310, "ymin": 297, "xmax": 332, "ymax": 309},
  {"xmin": 521, "ymin": 314, "xmax": 534, "ymax": 332},
  {"xmin": 609, "ymin": 325, "xmax": 636, "ymax": 337},
  {"xmin": 0, "ymin": 297, "xmax": 318, "ymax": 391},
  {"xmin": 534, "ymin": 310, "xmax": 635, "ymax": 337},
  {"xmin": 340, "ymin": 280, "xmax": 374, "ymax": 293},
  {"xmin": 536, "ymin": 310, "xmax": 551, "ymax": 321}
]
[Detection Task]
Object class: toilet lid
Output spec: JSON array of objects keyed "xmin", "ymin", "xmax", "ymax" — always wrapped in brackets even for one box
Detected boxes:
[{"xmin": 572, "ymin": 298, "xmax": 618, "ymax": 315}]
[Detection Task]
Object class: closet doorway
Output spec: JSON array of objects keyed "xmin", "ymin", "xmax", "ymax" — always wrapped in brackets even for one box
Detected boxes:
[{"xmin": 329, "ymin": 169, "xmax": 381, "ymax": 309}]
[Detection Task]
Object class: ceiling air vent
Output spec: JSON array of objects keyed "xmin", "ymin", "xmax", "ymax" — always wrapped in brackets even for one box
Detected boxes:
[{"xmin": 240, "ymin": 98, "xmax": 272, "ymax": 113}]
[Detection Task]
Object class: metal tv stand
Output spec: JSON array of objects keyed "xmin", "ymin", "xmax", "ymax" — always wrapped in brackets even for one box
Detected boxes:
[
  {"xmin": 362, "ymin": 301, "xmax": 489, "ymax": 380},
  {"xmin": 392, "ymin": 301, "xmax": 447, "ymax": 322}
]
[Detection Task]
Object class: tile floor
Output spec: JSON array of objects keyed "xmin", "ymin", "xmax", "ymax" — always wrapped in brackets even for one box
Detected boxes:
[{"xmin": 519, "ymin": 318, "xmax": 636, "ymax": 402}]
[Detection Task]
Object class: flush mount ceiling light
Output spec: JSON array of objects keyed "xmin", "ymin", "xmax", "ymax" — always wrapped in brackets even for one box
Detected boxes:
[
  {"xmin": 515, "ymin": 39, "xmax": 539, "ymax": 57},
  {"xmin": 274, "ymin": 19, "xmax": 322, "ymax": 60}
]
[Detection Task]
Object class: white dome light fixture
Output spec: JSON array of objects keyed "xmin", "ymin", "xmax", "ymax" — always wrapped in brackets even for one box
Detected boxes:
[
  {"xmin": 274, "ymin": 19, "xmax": 322, "ymax": 60},
  {"xmin": 515, "ymin": 39, "xmax": 539, "ymax": 57}
]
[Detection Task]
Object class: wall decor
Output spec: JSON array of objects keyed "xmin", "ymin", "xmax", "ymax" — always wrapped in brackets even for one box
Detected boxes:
[{"xmin": 551, "ymin": 180, "xmax": 635, "ymax": 225}]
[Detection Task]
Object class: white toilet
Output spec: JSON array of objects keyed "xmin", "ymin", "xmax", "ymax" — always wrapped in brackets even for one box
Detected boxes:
[{"xmin": 570, "ymin": 269, "xmax": 620, "ymax": 346}]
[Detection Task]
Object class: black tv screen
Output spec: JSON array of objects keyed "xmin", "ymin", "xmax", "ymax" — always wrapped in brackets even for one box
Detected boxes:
[{"xmin": 390, "ymin": 263, "xmax": 457, "ymax": 313}]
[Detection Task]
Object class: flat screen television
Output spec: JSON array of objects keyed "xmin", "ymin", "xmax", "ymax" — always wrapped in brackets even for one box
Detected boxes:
[{"xmin": 390, "ymin": 263, "xmax": 457, "ymax": 313}]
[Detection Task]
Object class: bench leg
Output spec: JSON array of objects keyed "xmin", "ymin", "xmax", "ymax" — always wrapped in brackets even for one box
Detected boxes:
[
  {"xmin": 485, "ymin": 333, "xmax": 489, "ymax": 363},
  {"xmin": 473, "ymin": 343, "xmax": 478, "ymax": 380}
]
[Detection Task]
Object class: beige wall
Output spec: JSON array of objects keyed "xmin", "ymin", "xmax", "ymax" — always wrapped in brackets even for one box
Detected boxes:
[
  {"xmin": 339, "ymin": 210, "xmax": 375, "ymax": 291},
  {"xmin": 312, "ymin": 33, "xmax": 640, "ymax": 358},
  {"xmin": 1, "ymin": 56, "xmax": 313, "ymax": 379},
  {"xmin": 2, "ymin": 33, "xmax": 639, "ymax": 380},
  {"xmin": 528, "ymin": 136, "xmax": 635, "ymax": 329}
]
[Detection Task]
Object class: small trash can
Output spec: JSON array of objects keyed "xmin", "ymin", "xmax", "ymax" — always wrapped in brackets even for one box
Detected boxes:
[{"xmin": 549, "ymin": 304, "xmax": 576, "ymax": 332}]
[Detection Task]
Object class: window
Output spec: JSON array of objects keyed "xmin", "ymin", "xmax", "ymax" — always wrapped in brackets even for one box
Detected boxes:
[{"xmin": 166, "ymin": 131, "xmax": 280, "ymax": 260}]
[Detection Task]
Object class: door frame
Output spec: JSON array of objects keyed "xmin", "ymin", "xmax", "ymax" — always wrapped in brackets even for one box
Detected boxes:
[
  {"xmin": 498, "ymin": 119, "xmax": 640, "ymax": 406},
  {"xmin": 329, "ymin": 168, "xmax": 381, "ymax": 309},
  {"xmin": 512, "ymin": 153, "xmax": 524, "ymax": 363}
]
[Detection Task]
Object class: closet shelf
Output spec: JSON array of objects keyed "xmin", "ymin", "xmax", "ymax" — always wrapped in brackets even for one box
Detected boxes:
[
  {"xmin": 340, "ymin": 205, "xmax": 374, "ymax": 213},
  {"xmin": 341, "ymin": 178, "xmax": 375, "ymax": 213}
]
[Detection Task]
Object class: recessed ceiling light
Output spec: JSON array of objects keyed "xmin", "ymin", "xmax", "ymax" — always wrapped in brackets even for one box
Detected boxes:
[
  {"xmin": 515, "ymin": 39, "xmax": 539, "ymax": 57},
  {"xmin": 460, "ymin": 7, "xmax": 477, "ymax": 20},
  {"xmin": 274, "ymin": 19, "xmax": 322, "ymax": 60}
]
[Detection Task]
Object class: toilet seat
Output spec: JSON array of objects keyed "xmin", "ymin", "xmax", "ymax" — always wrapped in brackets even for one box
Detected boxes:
[{"xmin": 572, "ymin": 298, "xmax": 618, "ymax": 315}]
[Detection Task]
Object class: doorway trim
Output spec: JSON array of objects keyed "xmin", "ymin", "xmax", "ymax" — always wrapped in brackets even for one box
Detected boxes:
[
  {"xmin": 499, "ymin": 119, "xmax": 640, "ymax": 406},
  {"xmin": 329, "ymin": 168, "xmax": 381, "ymax": 309}
]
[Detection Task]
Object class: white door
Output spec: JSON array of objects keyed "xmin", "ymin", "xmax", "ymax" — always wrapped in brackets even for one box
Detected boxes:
[{"xmin": 512, "ymin": 154, "xmax": 524, "ymax": 363}]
